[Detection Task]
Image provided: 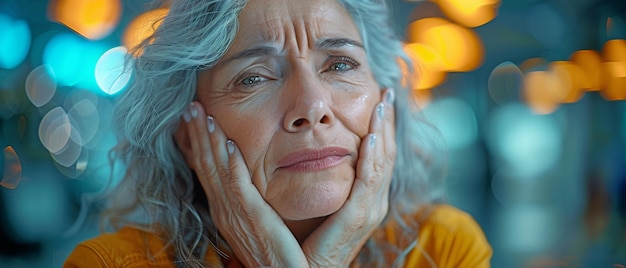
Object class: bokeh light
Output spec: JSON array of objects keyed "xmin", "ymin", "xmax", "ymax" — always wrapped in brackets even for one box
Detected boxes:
[
  {"xmin": 25, "ymin": 65, "xmax": 57, "ymax": 108},
  {"xmin": 50, "ymin": 123, "xmax": 82, "ymax": 168},
  {"xmin": 522, "ymin": 71, "xmax": 564, "ymax": 114},
  {"xmin": 423, "ymin": 97, "xmax": 478, "ymax": 150},
  {"xmin": 600, "ymin": 62, "xmax": 626, "ymax": 101},
  {"xmin": 403, "ymin": 43, "xmax": 447, "ymax": 90},
  {"xmin": 433, "ymin": 0, "xmax": 501, "ymax": 28},
  {"xmin": 43, "ymin": 33, "xmax": 107, "ymax": 89},
  {"xmin": 123, "ymin": 8, "xmax": 169, "ymax": 56},
  {"xmin": 570, "ymin": 50, "xmax": 603, "ymax": 91},
  {"xmin": 67, "ymin": 98, "xmax": 99, "ymax": 146},
  {"xmin": 38, "ymin": 107, "xmax": 71, "ymax": 154},
  {"xmin": 549, "ymin": 61, "xmax": 586, "ymax": 103},
  {"xmin": 487, "ymin": 103, "xmax": 562, "ymax": 178},
  {"xmin": 497, "ymin": 204, "xmax": 558, "ymax": 253},
  {"xmin": 95, "ymin": 46, "xmax": 132, "ymax": 95},
  {"xmin": 407, "ymin": 17, "xmax": 484, "ymax": 72},
  {"xmin": 48, "ymin": 0, "xmax": 122, "ymax": 40},
  {"xmin": 1, "ymin": 146, "xmax": 22, "ymax": 190},
  {"xmin": 488, "ymin": 61, "xmax": 524, "ymax": 105},
  {"xmin": 0, "ymin": 13, "xmax": 31, "ymax": 69},
  {"xmin": 602, "ymin": 39, "xmax": 626, "ymax": 62}
]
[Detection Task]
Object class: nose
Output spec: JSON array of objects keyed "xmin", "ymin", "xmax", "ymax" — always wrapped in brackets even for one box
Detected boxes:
[{"xmin": 282, "ymin": 70, "xmax": 335, "ymax": 132}]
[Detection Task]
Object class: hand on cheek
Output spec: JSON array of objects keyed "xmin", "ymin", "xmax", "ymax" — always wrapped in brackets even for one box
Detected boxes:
[
  {"xmin": 302, "ymin": 88, "xmax": 396, "ymax": 267},
  {"xmin": 174, "ymin": 102, "xmax": 307, "ymax": 267}
]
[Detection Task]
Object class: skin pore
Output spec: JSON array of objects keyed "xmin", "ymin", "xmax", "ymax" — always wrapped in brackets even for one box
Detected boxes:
[{"xmin": 195, "ymin": 0, "xmax": 381, "ymax": 242}]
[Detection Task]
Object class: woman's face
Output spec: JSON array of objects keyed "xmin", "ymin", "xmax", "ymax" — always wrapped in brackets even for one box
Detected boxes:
[{"xmin": 196, "ymin": 0, "xmax": 380, "ymax": 221}]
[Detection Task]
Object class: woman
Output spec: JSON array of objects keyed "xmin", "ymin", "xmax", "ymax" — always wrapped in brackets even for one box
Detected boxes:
[{"xmin": 65, "ymin": 0, "xmax": 492, "ymax": 267}]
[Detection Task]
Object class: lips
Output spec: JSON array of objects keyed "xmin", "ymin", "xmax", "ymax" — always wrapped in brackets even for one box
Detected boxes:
[{"xmin": 277, "ymin": 147, "xmax": 350, "ymax": 172}]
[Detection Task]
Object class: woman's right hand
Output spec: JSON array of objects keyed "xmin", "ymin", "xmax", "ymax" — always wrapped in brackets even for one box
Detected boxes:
[{"xmin": 175, "ymin": 101, "xmax": 307, "ymax": 267}]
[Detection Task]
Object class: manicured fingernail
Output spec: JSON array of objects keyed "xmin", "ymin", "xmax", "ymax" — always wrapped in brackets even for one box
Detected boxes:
[
  {"xmin": 376, "ymin": 102, "xmax": 384, "ymax": 119},
  {"xmin": 227, "ymin": 140, "xmax": 235, "ymax": 154},
  {"xmin": 183, "ymin": 110, "xmax": 191, "ymax": 122},
  {"xmin": 369, "ymin": 134, "xmax": 376, "ymax": 148},
  {"xmin": 207, "ymin": 116, "xmax": 215, "ymax": 133},
  {"xmin": 385, "ymin": 89, "xmax": 395, "ymax": 104},
  {"xmin": 189, "ymin": 103, "xmax": 198, "ymax": 118}
]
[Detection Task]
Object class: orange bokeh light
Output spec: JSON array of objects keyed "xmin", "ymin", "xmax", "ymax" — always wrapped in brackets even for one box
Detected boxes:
[
  {"xmin": 1, "ymin": 146, "xmax": 22, "ymax": 190},
  {"xmin": 549, "ymin": 61, "xmax": 586, "ymax": 103},
  {"xmin": 403, "ymin": 43, "xmax": 447, "ymax": 90},
  {"xmin": 123, "ymin": 8, "xmax": 170, "ymax": 56},
  {"xmin": 523, "ymin": 71, "xmax": 562, "ymax": 114},
  {"xmin": 48, "ymin": 0, "xmax": 121, "ymax": 40},
  {"xmin": 432, "ymin": 0, "xmax": 501, "ymax": 28},
  {"xmin": 600, "ymin": 62, "xmax": 626, "ymax": 101},
  {"xmin": 603, "ymin": 39, "xmax": 626, "ymax": 63},
  {"xmin": 407, "ymin": 17, "xmax": 484, "ymax": 72},
  {"xmin": 570, "ymin": 50, "xmax": 603, "ymax": 91}
]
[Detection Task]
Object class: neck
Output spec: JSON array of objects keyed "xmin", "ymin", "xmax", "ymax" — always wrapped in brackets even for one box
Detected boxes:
[{"xmin": 284, "ymin": 217, "xmax": 327, "ymax": 244}]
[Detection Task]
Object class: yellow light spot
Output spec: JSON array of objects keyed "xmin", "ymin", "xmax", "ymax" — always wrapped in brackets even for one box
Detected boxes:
[
  {"xmin": 433, "ymin": 0, "xmax": 501, "ymax": 28},
  {"xmin": 603, "ymin": 39, "xmax": 626, "ymax": 63},
  {"xmin": 570, "ymin": 50, "xmax": 603, "ymax": 91},
  {"xmin": 1, "ymin": 146, "xmax": 22, "ymax": 190},
  {"xmin": 403, "ymin": 43, "xmax": 447, "ymax": 90},
  {"xmin": 600, "ymin": 62, "xmax": 626, "ymax": 101},
  {"xmin": 123, "ymin": 8, "xmax": 170, "ymax": 57},
  {"xmin": 407, "ymin": 18, "xmax": 484, "ymax": 72},
  {"xmin": 549, "ymin": 61, "xmax": 585, "ymax": 103},
  {"xmin": 523, "ymin": 71, "xmax": 561, "ymax": 114},
  {"xmin": 48, "ymin": 0, "xmax": 121, "ymax": 40}
]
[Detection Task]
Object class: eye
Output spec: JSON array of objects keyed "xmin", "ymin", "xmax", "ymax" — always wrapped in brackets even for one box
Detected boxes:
[
  {"xmin": 326, "ymin": 56, "xmax": 360, "ymax": 72},
  {"xmin": 238, "ymin": 75, "xmax": 267, "ymax": 86}
]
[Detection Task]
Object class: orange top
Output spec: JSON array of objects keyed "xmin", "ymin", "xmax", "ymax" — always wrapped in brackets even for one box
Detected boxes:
[{"xmin": 64, "ymin": 204, "xmax": 492, "ymax": 267}]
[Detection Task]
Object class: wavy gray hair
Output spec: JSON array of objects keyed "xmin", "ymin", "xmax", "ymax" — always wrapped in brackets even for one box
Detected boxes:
[{"xmin": 105, "ymin": 0, "xmax": 444, "ymax": 267}]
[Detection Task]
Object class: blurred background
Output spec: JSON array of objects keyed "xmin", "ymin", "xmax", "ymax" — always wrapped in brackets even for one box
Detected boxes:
[{"xmin": 0, "ymin": 0, "xmax": 625, "ymax": 267}]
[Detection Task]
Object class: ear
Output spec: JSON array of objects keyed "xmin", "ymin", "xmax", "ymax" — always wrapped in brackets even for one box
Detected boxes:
[{"xmin": 173, "ymin": 121, "xmax": 196, "ymax": 170}]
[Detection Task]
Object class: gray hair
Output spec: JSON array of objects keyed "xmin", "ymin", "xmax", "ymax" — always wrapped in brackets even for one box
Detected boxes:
[{"xmin": 105, "ymin": 0, "xmax": 444, "ymax": 267}]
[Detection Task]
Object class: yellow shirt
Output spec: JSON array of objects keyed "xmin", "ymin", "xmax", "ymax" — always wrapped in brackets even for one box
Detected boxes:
[{"xmin": 64, "ymin": 204, "xmax": 492, "ymax": 267}]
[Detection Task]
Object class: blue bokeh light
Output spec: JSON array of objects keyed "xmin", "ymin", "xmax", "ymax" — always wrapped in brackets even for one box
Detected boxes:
[
  {"xmin": 43, "ymin": 33, "xmax": 107, "ymax": 90},
  {"xmin": 0, "ymin": 13, "xmax": 31, "ymax": 69}
]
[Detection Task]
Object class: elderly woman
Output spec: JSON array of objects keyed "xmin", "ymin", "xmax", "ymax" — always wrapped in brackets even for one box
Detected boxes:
[{"xmin": 65, "ymin": 0, "xmax": 491, "ymax": 267}]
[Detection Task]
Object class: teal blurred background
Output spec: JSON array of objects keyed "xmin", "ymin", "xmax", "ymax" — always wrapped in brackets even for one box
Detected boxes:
[{"xmin": 1, "ymin": 0, "xmax": 625, "ymax": 267}]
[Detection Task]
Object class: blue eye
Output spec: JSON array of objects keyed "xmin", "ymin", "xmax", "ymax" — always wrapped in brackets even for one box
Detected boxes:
[
  {"xmin": 327, "ymin": 56, "xmax": 360, "ymax": 72},
  {"xmin": 329, "ymin": 62, "xmax": 351, "ymax": 71},
  {"xmin": 240, "ymin": 75, "xmax": 264, "ymax": 86}
]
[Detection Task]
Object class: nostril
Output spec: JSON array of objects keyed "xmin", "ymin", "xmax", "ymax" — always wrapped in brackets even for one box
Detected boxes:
[
  {"xmin": 319, "ymin": 115, "xmax": 329, "ymax": 124},
  {"xmin": 293, "ymin": 118, "xmax": 305, "ymax": 127}
]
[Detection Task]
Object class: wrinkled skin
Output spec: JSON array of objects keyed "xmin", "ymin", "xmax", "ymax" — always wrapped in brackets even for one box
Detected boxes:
[{"xmin": 174, "ymin": 0, "xmax": 396, "ymax": 266}]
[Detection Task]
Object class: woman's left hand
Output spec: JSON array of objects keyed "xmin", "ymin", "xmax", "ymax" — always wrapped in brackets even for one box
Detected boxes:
[{"xmin": 301, "ymin": 88, "xmax": 396, "ymax": 267}]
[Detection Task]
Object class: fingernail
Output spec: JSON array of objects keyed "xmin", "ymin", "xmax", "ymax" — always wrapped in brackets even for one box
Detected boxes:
[
  {"xmin": 189, "ymin": 103, "xmax": 198, "ymax": 118},
  {"xmin": 207, "ymin": 116, "xmax": 215, "ymax": 133},
  {"xmin": 369, "ymin": 134, "xmax": 376, "ymax": 148},
  {"xmin": 376, "ymin": 103, "xmax": 384, "ymax": 119},
  {"xmin": 385, "ymin": 89, "xmax": 395, "ymax": 104},
  {"xmin": 183, "ymin": 110, "xmax": 191, "ymax": 122},
  {"xmin": 227, "ymin": 140, "xmax": 235, "ymax": 154}
]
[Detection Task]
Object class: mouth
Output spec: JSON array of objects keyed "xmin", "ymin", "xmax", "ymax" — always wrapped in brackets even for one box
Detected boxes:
[{"xmin": 277, "ymin": 147, "xmax": 350, "ymax": 173}]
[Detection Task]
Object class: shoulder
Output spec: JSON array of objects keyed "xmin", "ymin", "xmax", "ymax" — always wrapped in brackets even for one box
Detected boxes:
[
  {"xmin": 403, "ymin": 204, "xmax": 493, "ymax": 268},
  {"xmin": 63, "ymin": 227, "xmax": 174, "ymax": 268}
]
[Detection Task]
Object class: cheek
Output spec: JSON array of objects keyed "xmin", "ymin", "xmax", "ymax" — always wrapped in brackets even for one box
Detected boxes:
[{"xmin": 335, "ymin": 91, "xmax": 379, "ymax": 137}]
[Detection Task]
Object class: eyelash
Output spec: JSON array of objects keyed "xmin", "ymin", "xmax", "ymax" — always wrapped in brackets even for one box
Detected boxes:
[
  {"xmin": 234, "ymin": 56, "xmax": 361, "ymax": 89},
  {"xmin": 327, "ymin": 56, "xmax": 360, "ymax": 72}
]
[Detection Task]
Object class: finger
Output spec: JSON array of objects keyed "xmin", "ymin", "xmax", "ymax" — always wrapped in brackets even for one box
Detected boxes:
[
  {"xmin": 206, "ymin": 114, "xmax": 231, "ymax": 184},
  {"xmin": 184, "ymin": 102, "xmax": 224, "ymax": 194}
]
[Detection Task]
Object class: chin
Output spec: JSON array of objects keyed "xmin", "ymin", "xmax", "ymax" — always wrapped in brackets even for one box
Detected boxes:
[{"xmin": 274, "ymin": 179, "xmax": 353, "ymax": 221}]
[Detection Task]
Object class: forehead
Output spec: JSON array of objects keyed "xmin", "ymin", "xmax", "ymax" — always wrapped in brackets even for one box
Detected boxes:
[{"xmin": 232, "ymin": 0, "xmax": 361, "ymax": 49}]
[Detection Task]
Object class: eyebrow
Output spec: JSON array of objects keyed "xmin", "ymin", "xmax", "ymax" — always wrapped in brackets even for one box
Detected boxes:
[
  {"xmin": 222, "ymin": 38, "xmax": 365, "ymax": 63},
  {"xmin": 315, "ymin": 37, "xmax": 364, "ymax": 50}
]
